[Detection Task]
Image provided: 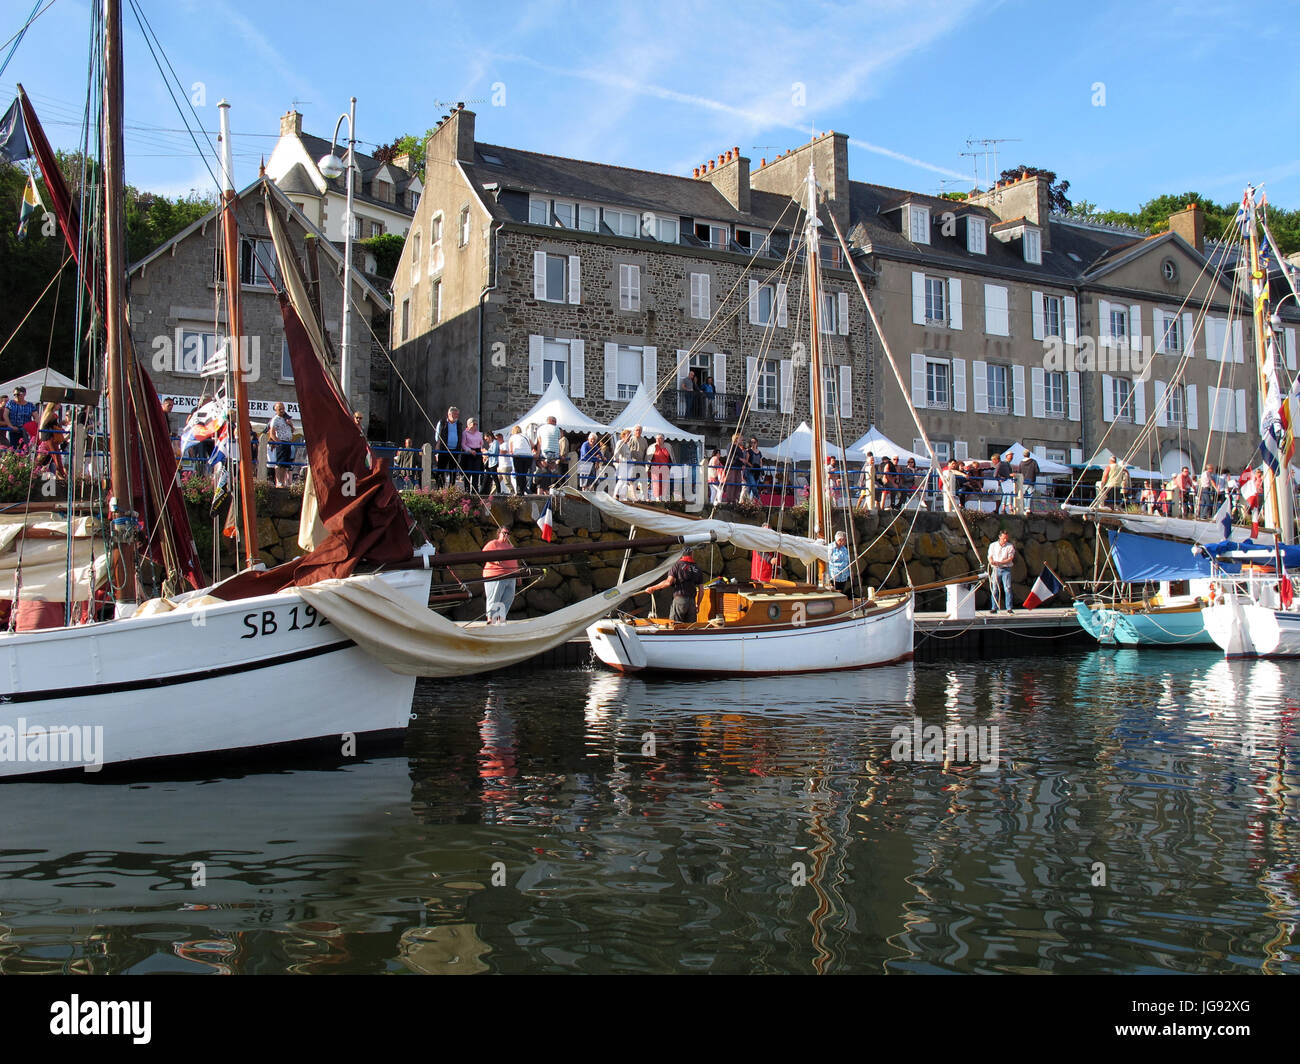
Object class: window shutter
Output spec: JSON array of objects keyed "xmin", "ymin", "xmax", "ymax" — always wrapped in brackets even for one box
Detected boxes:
[
  {"xmin": 701, "ymin": 274, "xmax": 711, "ymax": 319},
  {"xmin": 952, "ymin": 358, "xmax": 967, "ymax": 412},
  {"xmin": 1154, "ymin": 380, "xmax": 1167, "ymax": 427},
  {"xmin": 619, "ymin": 265, "xmax": 630, "ymax": 310},
  {"xmin": 1232, "ymin": 320, "xmax": 1244, "ymax": 363},
  {"xmin": 631, "ymin": 266, "xmax": 640, "ymax": 310},
  {"xmin": 569, "ymin": 339, "xmax": 585, "ymax": 398},
  {"xmin": 1102, "ymin": 373, "xmax": 1114, "ymax": 422},
  {"xmin": 528, "ymin": 334, "xmax": 544, "ymax": 394},
  {"xmin": 1098, "ymin": 300, "xmax": 1112, "ymax": 347},
  {"xmin": 1064, "ymin": 295, "xmax": 1078, "ymax": 346},
  {"xmin": 567, "ymin": 255, "xmax": 581, "ymax": 304},
  {"xmin": 747, "ymin": 355, "xmax": 758, "ymax": 397},
  {"xmin": 1012, "ymin": 364, "xmax": 1026, "ymax": 417},
  {"xmin": 954, "ymin": 440, "xmax": 968, "ymax": 461},
  {"xmin": 675, "ymin": 348, "xmax": 690, "ymax": 385},
  {"xmin": 748, "ymin": 280, "xmax": 760, "ymax": 325},
  {"xmin": 713, "ymin": 352, "xmax": 727, "ymax": 394},
  {"xmin": 1133, "ymin": 379, "xmax": 1146, "ymax": 424},
  {"xmin": 1070, "ymin": 447, "xmax": 1083, "ymax": 465},
  {"xmin": 533, "ymin": 251, "xmax": 547, "ymax": 300},
  {"xmin": 912, "ymin": 272, "xmax": 926, "ymax": 325},
  {"xmin": 913, "ymin": 438, "xmax": 926, "ymax": 457},
  {"xmin": 1186, "ymin": 383, "xmax": 1198, "ymax": 430},
  {"xmin": 776, "ymin": 283, "xmax": 788, "ymax": 328},
  {"xmin": 642, "ymin": 346, "xmax": 658, "ymax": 394},
  {"xmin": 1031, "ymin": 366, "xmax": 1045, "ymax": 418},
  {"xmin": 984, "ymin": 284, "xmax": 1008, "ymax": 336},
  {"xmin": 1207, "ymin": 386, "xmax": 1219, "ymax": 429},
  {"xmin": 1129, "ymin": 304, "xmax": 1142, "ymax": 352},
  {"xmin": 1033, "ymin": 446, "xmax": 1047, "ymax": 460},
  {"xmin": 837, "ymin": 291, "xmax": 850, "ymax": 335},
  {"xmin": 911, "ymin": 353, "xmax": 927, "ymax": 409},
  {"xmin": 972, "ymin": 360, "xmax": 989, "ymax": 413},
  {"xmin": 839, "ymin": 365, "xmax": 852, "ymax": 418},
  {"xmin": 779, "ymin": 359, "xmax": 793, "ymax": 413},
  {"xmin": 1183, "ymin": 312, "xmax": 1196, "ymax": 357},
  {"xmin": 1153, "ymin": 309, "xmax": 1166, "ymax": 354},
  {"xmin": 1236, "ymin": 388, "xmax": 1247, "ymax": 432},
  {"xmin": 1207, "ymin": 316, "xmax": 1222, "ymax": 361},
  {"xmin": 604, "ymin": 342, "xmax": 618, "ymax": 400},
  {"xmin": 689, "ymin": 273, "xmax": 699, "ymax": 318},
  {"xmin": 1031, "ymin": 291, "xmax": 1045, "ymax": 340},
  {"xmin": 1284, "ymin": 327, "xmax": 1297, "ymax": 371},
  {"xmin": 948, "ymin": 278, "xmax": 963, "ymax": 330}
]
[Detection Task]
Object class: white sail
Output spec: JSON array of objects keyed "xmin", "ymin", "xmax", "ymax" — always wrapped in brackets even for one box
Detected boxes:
[{"xmin": 566, "ymin": 488, "xmax": 831, "ymax": 566}]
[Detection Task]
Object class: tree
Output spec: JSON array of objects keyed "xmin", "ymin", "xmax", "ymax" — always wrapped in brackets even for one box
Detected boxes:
[
  {"xmin": 361, "ymin": 232, "xmax": 405, "ymax": 280},
  {"xmin": 373, "ymin": 130, "xmax": 436, "ymax": 179},
  {"xmin": 998, "ymin": 165, "xmax": 1072, "ymax": 213}
]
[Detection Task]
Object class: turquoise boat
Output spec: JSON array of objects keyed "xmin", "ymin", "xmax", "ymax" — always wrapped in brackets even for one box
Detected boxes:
[{"xmin": 1075, "ymin": 601, "xmax": 1213, "ymax": 646}]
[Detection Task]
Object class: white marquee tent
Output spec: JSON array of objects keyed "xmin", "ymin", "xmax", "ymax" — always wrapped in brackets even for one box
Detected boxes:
[
  {"xmin": 846, "ymin": 425, "xmax": 931, "ymax": 466},
  {"xmin": 761, "ymin": 422, "xmax": 846, "ymax": 463},
  {"xmin": 0, "ymin": 367, "xmax": 83, "ymax": 397},
  {"xmin": 1004, "ymin": 441, "xmax": 1070, "ymax": 475},
  {"xmin": 606, "ymin": 384, "xmax": 703, "ymax": 448},
  {"xmin": 496, "ymin": 378, "xmax": 608, "ymax": 437}
]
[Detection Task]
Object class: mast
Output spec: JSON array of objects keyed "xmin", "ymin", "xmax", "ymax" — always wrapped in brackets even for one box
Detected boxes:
[
  {"xmin": 804, "ymin": 163, "xmax": 829, "ymax": 570},
  {"xmin": 102, "ymin": 0, "xmax": 138, "ymax": 613},
  {"xmin": 218, "ymin": 100, "xmax": 261, "ymax": 568},
  {"xmin": 1247, "ymin": 186, "xmax": 1293, "ymax": 542}
]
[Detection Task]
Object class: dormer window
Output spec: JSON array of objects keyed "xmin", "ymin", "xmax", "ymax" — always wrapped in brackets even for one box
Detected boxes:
[
  {"xmin": 967, "ymin": 217, "xmax": 986, "ymax": 255},
  {"xmin": 908, "ymin": 205, "xmax": 930, "ymax": 245},
  {"xmin": 695, "ymin": 222, "xmax": 729, "ymax": 250},
  {"xmin": 1024, "ymin": 228, "xmax": 1042, "ymax": 264}
]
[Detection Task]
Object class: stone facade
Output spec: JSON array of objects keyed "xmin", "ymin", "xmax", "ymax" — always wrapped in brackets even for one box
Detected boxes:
[{"xmin": 128, "ymin": 179, "xmax": 387, "ymax": 424}]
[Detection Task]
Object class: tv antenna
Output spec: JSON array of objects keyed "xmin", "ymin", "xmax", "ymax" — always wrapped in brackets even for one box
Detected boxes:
[{"xmin": 960, "ymin": 137, "xmax": 1020, "ymax": 191}]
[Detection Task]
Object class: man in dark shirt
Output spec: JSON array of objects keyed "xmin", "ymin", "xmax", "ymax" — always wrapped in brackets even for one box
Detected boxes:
[
  {"xmin": 645, "ymin": 551, "xmax": 705, "ymax": 623},
  {"xmin": 1018, "ymin": 453, "xmax": 1040, "ymax": 513}
]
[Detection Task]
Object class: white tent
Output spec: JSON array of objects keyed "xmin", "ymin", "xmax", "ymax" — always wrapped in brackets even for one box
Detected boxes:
[
  {"xmin": 1076, "ymin": 447, "xmax": 1163, "ymax": 480},
  {"xmin": 0, "ymin": 367, "xmax": 83, "ymax": 397},
  {"xmin": 496, "ymin": 377, "xmax": 608, "ymax": 437},
  {"xmin": 846, "ymin": 425, "xmax": 931, "ymax": 466},
  {"xmin": 1003, "ymin": 441, "xmax": 1070, "ymax": 475},
  {"xmin": 606, "ymin": 384, "xmax": 703, "ymax": 447},
  {"xmin": 761, "ymin": 422, "xmax": 846, "ymax": 463}
]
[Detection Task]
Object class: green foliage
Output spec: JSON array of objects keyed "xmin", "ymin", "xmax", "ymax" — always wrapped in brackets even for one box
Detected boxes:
[
  {"xmin": 401, "ymin": 486, "xmax": 477, "ymax": 529},
  {"xmin": 361, "ymin": 232, "xmax": 406, "ymax": 279},
  {"xmin": 0, "ymin": 450, "xmax": 38, "ymax": 502},
  {"xmin": 125, "ymin": 187, "xmax": 215, "ymax": 264},
  {"xmin": 1090, "ymin": 192, "xmax": 1299, "ymax": 254},
  {"xmin": 373, "ymin": 130, "xmax": 435, "ymax": 179}
]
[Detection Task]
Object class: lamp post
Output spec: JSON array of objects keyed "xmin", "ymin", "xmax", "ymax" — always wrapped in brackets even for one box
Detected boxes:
[{"xmin": 317, "ymin": 96, "xmax": 357, "ymax": 411}]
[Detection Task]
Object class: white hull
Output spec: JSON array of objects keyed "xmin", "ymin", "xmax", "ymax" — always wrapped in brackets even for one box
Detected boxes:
[
  {"xmin": 0, "ymin": 568, "xmax": 432, "ymax": 778},
  {"xmin": 1203, "ymin": 595, "xmax": 1300, "ymax": 658},
  {"xmin": 587, "ymin": 595, "xmax": 913, "ymax": 674}
]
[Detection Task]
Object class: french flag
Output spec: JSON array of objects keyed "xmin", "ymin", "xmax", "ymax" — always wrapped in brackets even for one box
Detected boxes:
[
  {"xmin": 1023, "ymin": 566, "xmax": 1063, "ymax": 610},
  {"xmin": 536, "ymin": 497, "xmax": 554, "ymax": 542}
]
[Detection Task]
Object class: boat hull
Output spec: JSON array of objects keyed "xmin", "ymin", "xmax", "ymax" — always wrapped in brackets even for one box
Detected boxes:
[
  {"xmin": 1074, "ymin": 602, "xmax": 1212, "ymax": 646},
  {"xmin": 587, "ymin": 595, "xmax": 914, "ymax": 675},
  {"xmin": 1203, "ymin": 596, "xmax": 1300, "ymax": 658},
  {"xmin": 0, "ymin": 568, "xmax": 432, "ymax": 778}
]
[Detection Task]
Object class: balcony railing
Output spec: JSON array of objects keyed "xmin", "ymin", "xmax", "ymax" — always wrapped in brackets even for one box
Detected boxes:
[{"xmin": 669, "ymin": 388, "xmax": 747, "ymax": 424}]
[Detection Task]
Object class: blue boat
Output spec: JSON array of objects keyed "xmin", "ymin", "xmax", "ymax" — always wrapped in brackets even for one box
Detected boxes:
[{"xmin": 1075, "ymin": 601, "xmax": 1213, "ymax": 646}]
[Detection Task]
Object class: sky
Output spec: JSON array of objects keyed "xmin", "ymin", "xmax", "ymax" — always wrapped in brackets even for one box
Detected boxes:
[{"xmin": 4, "ymin": 0, "xmax": 1300, "ymax": 213}]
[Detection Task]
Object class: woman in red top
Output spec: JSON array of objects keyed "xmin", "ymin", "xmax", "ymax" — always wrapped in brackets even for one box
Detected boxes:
[
  {"xmin": 649, "ymin": 434, "xmax": 672, "ymax": 501},
  {"xmin": 482, "ymin": 527, "xmax": 520, "ymax": 623}
]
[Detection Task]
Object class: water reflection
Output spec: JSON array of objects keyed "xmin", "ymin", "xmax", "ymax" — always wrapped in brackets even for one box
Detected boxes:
[{"xmin": 0, "ymin": 652, "xmax": 1295, "ymax": 974}]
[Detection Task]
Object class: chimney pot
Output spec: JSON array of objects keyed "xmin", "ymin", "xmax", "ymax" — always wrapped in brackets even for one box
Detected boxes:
[
  {"xmin": 457, "ymin": 102, "xmax": 464, "ymax": 110},
  {"xmin": 693, "ymin": 167, "xmax": 700, "ymax": 178},
  {"xmin": 761, "ymin": 158, "xmax": 766, "ymax": 167},
  {"xmin": 734, "ymin": 146, "xmax": 740, "ymax": 156}
]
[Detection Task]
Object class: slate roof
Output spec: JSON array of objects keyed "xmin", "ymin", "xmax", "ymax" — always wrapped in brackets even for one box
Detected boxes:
[
  {"xmin": 277, "ymin": 162, "xmax": 319, "ymax": 197},
  {"xmin": 298, "ymin": 131, "xmax": 416, "ymax": 216}
]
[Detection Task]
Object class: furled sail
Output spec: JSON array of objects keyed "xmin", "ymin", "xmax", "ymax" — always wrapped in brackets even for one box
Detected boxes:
[
  {"xmin": 212, "ymin": 195, "xmax": 413, "ymax": 598},
  {"xmin": 298, "ymin": 554, "xmax": 679, "ymax": 677},
  {"xmin": 565, "ymin": 489, "xmax": 832, "ymax": 566}
]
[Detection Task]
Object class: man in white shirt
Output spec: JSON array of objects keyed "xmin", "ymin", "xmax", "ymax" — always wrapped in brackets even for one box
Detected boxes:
[
  {"xmin": 987, "ymin": 530, "xmax": 1015, "ymax": 613},
  {"xmin": 535, "ymin": 415, "xmax": 563, "ymax": 491}
]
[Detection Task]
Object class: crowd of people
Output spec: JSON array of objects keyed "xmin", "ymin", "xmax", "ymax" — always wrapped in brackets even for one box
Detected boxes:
[{"xmin": 2, "ymin": 387, "xmax": 76, "ymax": 484}]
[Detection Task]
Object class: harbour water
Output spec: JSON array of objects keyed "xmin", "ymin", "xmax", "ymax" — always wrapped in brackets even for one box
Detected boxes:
[{"xmin": 0, "ymin": 650, "xmax": 1296, "ymax": 974}]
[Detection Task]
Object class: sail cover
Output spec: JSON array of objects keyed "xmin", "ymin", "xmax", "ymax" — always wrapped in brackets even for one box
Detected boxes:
[
  {"xmin": 566, "ymin": 489, "xmax": 832, "ymax": 565},
  {"xmin": 1107, "ymin": 530, "xmax": 1227, "ymax": 582},
  {"xmin": 298, "ymin": 554, "xmax": 678, "ymax": 677}
]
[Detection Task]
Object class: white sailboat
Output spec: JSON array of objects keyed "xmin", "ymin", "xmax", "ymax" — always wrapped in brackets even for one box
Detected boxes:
[{"xmin": 587, "ymin": 163, "xmax": 916, "ymax": 675}]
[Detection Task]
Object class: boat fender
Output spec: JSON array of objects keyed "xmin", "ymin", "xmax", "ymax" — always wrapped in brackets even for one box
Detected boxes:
[{"xmin": 1208, "ymin": 583, "xmax": 1217, "ymax": 605}]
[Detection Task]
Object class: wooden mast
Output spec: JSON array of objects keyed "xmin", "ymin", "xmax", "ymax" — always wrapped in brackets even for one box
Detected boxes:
[
  {"xmin": 1247, "ymin": 187, "xmax": 1293, "ymax": 542},
  {"xmin": 102, "ymin": 0, "xmax": 138, "ymax": 613},
  {"xmin": 218, "ymin": 100, "xmax": 261, "ymax": 568},
  {"xmin": 804, "ymin": 163, "xmax": 828, "ymax": 579}
]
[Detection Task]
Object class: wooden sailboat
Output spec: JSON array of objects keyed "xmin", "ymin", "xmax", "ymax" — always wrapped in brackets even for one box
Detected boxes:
[{"xmin": 587, "ymin": 164, "xmax": 915, "ymax": 675}]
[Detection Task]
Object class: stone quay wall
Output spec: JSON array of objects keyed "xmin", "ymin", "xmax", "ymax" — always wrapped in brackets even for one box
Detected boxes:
[{"xmin": 192, "ymin": 490, "xmax": 1099, "ymax": 619}]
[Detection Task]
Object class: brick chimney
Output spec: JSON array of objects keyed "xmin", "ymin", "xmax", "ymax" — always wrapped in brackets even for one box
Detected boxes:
[
  {"xmin": 1167, "ymin": 202, "xmax": 1204, "ymax": 254},
  {"xmin": 697, "ymin": 145, "xmax": 750, "ymax": 212},
  {"xmin": 749, "ymin": 131, "xmax": 849, "ymax": 233},
  {"xmin": 393, "ymin": 152, "xmax": 413, "ymax": 174},
  {"xmin": 967, "ymin": 170, "xmax": 1052, "ymax": 249},
  {"xmin": 280, "ymin": 108, "xmax": 303, "ymax": 138},
  {"xmin": 428, "ymin": 104, "xmax": 476, "ymax": 170}
]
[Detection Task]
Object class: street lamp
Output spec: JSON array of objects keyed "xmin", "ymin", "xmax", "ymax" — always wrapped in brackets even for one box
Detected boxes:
[{"xmin": 318, "ymin": 96, "xmax": 357, "ymax": 412}]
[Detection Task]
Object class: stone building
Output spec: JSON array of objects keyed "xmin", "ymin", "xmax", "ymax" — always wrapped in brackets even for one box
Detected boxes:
[
  {"xmin": 128, "ymin": 177, "xmax": 390, "ymax": 425},
  {"xmin": 388, "ymin": 107, "xmax": 875, "ymax": 459},
  {"xmin": 390, "ymin": 109, "xmax": 1300, "ymax": 476}
]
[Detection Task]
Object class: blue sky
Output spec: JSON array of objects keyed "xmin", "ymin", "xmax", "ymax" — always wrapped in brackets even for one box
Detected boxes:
[{"xmin": 6, "ymin": 0, "xmax": 1300, "ymax": 213}]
